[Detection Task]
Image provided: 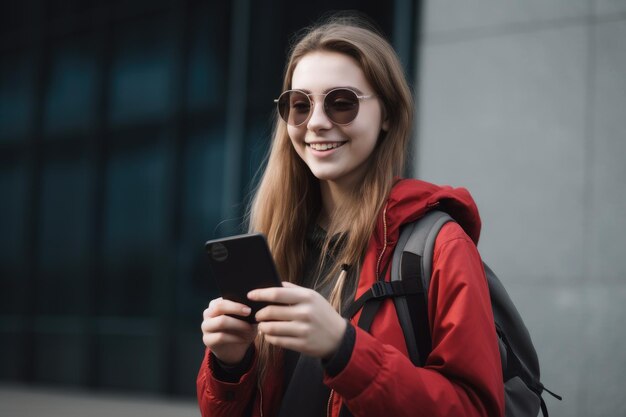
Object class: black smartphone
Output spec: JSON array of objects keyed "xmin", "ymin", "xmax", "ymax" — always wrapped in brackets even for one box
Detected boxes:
[{"xmin": 205, "ymin": 233, "xmax": 283, "ymax": 323}]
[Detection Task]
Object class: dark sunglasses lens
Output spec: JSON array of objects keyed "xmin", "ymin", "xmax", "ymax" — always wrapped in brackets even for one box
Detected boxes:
[
  {"xmin": 277, "ymin": 91, "xmax": 310, "ymax": 126},
  {"xmin": 325, "ymin": 89, "xmax": 360, "ymax": 124}
]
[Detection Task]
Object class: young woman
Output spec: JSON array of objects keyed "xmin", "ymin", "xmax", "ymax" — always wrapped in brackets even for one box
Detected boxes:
[{"xmin": 198, "ymin": 16, "xmax": 504, "ymax": 417}]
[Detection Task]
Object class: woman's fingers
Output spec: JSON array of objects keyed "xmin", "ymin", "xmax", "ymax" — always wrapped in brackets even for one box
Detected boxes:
[
  {"xmin": 248, "ymin": 283, "xmax": 310, "ymax": 305},
  {"xmin": 204, "ymin": 298, "xmax": 252, "ymax": 319},
  {"xmin": 200, "ymin": 297, "xmax": 258, "ymax": 363},
  {"xmin": 202, "ymin": 314, "xmax": 256, "ymax": 335},
  {"xmin": 249, "ymin": 282, "xmax": 347, "ymax": 359},
  {"xmin": 201, "ymin": 298, "xmax": 257, "ymax": 342},
  {"xmin": 257, "ymin": 320, "xmax": 308, "ymax": 338},
  {"xmin": 255, "ymin": 304, "xmax": 308, "ymax": 322},
  {"xmin": 203, "ymin": 332, "xmax": 253, "ymax": 347}
]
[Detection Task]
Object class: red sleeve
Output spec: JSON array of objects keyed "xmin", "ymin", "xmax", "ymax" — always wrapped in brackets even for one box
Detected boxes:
[
  {"xmin": 324, "ymin": 222, "xmax": 505, "ymax": 417},
  {"xmin": 196, "ymin": 348, "xmax": 258, "ymax": 417}
]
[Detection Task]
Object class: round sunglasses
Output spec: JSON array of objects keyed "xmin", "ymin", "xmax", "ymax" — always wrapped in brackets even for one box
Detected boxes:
[{"xmin": 274, "ymin": 88, "xmax": 374, "ymax": 127}]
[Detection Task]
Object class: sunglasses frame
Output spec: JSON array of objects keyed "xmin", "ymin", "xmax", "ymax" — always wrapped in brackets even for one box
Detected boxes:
[{"xmin": 274, "ymin": 87, "xmax": 374, "ymax": 127}]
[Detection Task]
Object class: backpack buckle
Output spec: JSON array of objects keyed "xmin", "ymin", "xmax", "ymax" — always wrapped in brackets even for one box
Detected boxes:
[{"xmin": 371, "ymin": 281, "xmax": 392, "ymax": 298}]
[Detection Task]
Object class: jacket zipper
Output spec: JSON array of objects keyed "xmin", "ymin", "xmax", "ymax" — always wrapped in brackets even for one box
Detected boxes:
[
  {"xmin": 375, "ymin": 204, "xmax": 389, "ymax": 277},
  {"xmin": 327, "ymin": 389, "xmax": 334, "ymax": 417},
  {"xmin": 326, "ymin": 204, "xmax": 389, "ymax": 417}
]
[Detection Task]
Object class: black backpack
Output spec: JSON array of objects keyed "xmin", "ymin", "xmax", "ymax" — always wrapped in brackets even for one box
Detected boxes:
[{"xmin": 347, "ymin": 211, "xmax": 561, "ymax": 417}]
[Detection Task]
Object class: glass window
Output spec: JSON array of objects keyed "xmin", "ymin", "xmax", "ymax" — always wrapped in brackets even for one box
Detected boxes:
[
  {"xmin": 0, "ymin": 162, "xmax": 28, "ymax": 314},
  {"xmin": 37, "ymin": 156, "xmax": 93, "ymax": 314},
  {"xmin": 35, "ymin": 325, "xmax": 88, "ymax": 385},
  {"xmin": 0, "ymin": 52, "xmax": 34, "ymax": 143},
  {"xmin": 0, "ymin": 319, "xmax": 24, "ymax": 379},
  {"xmin": 108, "ymin": 15, "xmax": 174, "ymax": 126},
  {"xmin": 43, "ymin": 37, "xmax": 98, "ymax": 136},
  {"xmin": 176, "ymin": 128, "xmax": 225, "ymax": 319},
  {"xmin": 97, "ymin": 330, "xmax": 162, "ymax": 392},
  {"xmin": 101, "ymin": 141, "xmax": 168, "ymax": 316},
  {"xmin": 174, "ymin": 329, "xmax": 205, "ymax": 395},
  {"xmin": 0, "ymin": 1, "xmax": 32, "ymax": 35},
  {"xmin": 187, "ymin": 2, "xmax": 230, "ymax": 112},
  {"xmin": 242, "ymin": 118, "xmax": 272, "ymax": 196},
  {"xmin": 182, "ymin": 128, "xmax": 226, "ymax": 242},
  {"xmin": 46, "ymin": 0, "xmax": 104, "ymax": 20}
]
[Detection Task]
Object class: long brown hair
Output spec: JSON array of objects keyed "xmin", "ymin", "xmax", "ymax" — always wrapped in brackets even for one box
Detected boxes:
[{"xmin": 248, "ymin": 14, "xmax": 413, "ymax": 380}]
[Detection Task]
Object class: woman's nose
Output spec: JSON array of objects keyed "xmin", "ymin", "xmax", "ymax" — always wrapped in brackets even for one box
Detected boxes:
[{"xmin": 306, "ymin": 100, "xmax": 333, "ymax": 131}]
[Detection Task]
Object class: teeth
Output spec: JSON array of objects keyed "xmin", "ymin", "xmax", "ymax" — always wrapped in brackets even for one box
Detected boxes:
[{"xmin": 309, "ymin": 142, "xmax": 343, "ymax": 151}]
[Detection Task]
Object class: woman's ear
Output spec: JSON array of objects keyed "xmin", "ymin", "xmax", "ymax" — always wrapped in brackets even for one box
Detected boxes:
[{"xmin": 381, "ymin": 105, "xmax": 389, "ymax": 132}]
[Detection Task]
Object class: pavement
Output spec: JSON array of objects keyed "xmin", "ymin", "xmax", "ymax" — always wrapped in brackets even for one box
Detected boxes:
[{"xmin": 0, "ymin": 384, "xmax": 200, "ymax": 417}]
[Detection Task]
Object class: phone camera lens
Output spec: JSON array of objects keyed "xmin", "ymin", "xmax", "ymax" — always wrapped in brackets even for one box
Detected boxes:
[{"xmin": 210, "ymin": 243, "xmax": 228, "ymax": 262}]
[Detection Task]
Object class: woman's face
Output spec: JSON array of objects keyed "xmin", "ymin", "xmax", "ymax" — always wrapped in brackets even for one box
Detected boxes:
[{"xmin": 287, "ymin": 51, "xmax": 388, "ymax": 189}]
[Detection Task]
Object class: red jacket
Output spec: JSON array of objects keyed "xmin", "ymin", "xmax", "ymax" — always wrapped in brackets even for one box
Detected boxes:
[{"xmin": 197, "ymin": 179, "xmax": 505, "ymax": 417}]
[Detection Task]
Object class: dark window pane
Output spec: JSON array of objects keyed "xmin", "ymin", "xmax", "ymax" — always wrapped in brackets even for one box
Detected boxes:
[
  {"xmin": 47, "ymin": 0, "xmax": 104, "ymax": 21},
  {"xmin": 187, "ymin": 2, "xmax": 229, "ymax": 112},
  {"xmin": 246, "ymin": 0, "xmax": 286, "ymax": 113},
  {"xmin": 174, "ymin": 328, "xmax": 205, "ymax": 395},
  {"xmin": 37, "ymin": 157, "xmax": 93, "ymax": 314},
  {"xmin": 242, "ymin": 119, "xmax": 271, "ymax": 196},
  {"xmin": 0, "ymin": 320, "xmax": 24, "ymax": 379},
  {"xmin": 0, "ymin": 52, "xmax": 35, "ymax": 142},
  {"xmin": 0, "ymin": 0, "xmax": 32, "ymax": 38},
  {"xmin": 97, "ymin": 321, "xmax": 162, "ymax": 392},
  {"xmin": 176, "ymin": 128, "xmax": 225, "ymax": 319},
  {"xmin": 108, "ymin": 15, "xmax": 174, "ymax": 126},
  {"xmin": 102, "ymin": 141, "xmax": 168, "ymax": 316},
  {"xmin": 34, "ymin": 318, "xmax": 88, "ymax": 385},
  {"xmin": 182, "ymin": 129, "xmax": 225, "ymax": 241},
  {"xmin": 43, "ymin": 37, "xmax": 98, "ymax": 136},
  {"xmin": 0, "ymin": 162, "xmax": 28, "ymax": 313}
]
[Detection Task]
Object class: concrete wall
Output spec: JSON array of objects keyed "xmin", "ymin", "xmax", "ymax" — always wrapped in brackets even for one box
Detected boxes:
[{"xmin": 416, "ymin": 2, "xmax": 626, "ymax": 416}]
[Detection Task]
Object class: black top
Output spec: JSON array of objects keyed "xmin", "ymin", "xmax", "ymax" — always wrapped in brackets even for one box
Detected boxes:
[{"xmin": 278, "ymin": 225, "xmax": 357, "ymax": 417}]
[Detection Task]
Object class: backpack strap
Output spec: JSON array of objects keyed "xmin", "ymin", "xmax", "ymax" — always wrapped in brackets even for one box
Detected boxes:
[
  {"xmin": 390, "ymin": 210, "xmax": 454, "ymax": 366},
  {"xmin": 345, "ymin": 279, "xmax": 423, "ymax": 320},
  {"xmin": 347, "ymin": 258, "xmax": 423, "ymax": 331},
  {"xmin": 347, "ymin": 210, "xmax": 453, "ymax": 364}
]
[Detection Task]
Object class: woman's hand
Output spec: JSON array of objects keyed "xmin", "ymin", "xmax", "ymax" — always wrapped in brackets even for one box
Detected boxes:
[
  {"xmin": 201, "ymin": 298, "xmax": 258, "ymax": 365},
  {"xmin": 249, "ymin": 282, "xmax": 347, "ymax": 359}
]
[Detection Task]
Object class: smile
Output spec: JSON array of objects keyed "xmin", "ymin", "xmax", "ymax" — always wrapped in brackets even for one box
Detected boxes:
[{"xmin": 307, "ymin": 142, "xmax": 346, "ymax": 151}]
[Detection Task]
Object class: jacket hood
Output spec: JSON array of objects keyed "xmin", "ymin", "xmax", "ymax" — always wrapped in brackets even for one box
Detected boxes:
[{"xmin": 375, "ymin": 178, "xmax": 482, "ymax": 248}]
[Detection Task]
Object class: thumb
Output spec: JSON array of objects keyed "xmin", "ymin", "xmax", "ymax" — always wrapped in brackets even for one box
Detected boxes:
[{"xmin": 281, "ymin": 281, "xmax": 300, "ymax": 288}]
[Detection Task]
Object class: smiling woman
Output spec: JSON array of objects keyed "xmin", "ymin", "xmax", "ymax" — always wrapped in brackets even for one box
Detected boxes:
[
  {"xmin": 197, "ymin": 14, "xmax": 505, "ymax": 417},
  {"xmin": 286, "ymin": 51, "xmax": 386, "ymax": 191}
]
